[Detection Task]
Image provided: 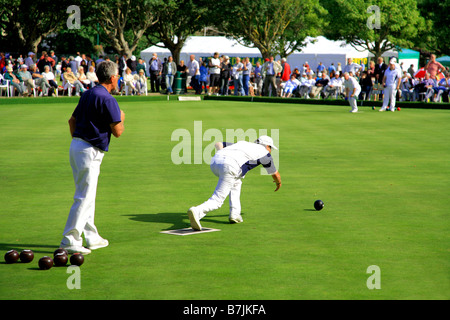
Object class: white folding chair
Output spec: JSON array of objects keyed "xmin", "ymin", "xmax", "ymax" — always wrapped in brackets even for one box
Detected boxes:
[
  {"xmin": 62, "ymin": 79, "xmax": 75, "ymax": 96},
  {"xmin": 0, "ymin": 74, "xmax": 12, "ymax": 97}
]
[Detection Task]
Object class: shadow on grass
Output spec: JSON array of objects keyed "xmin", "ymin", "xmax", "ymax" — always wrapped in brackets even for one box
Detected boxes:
[{"xmin": 124, "ymin": 212, "xmax": 235, "ymax": 230}]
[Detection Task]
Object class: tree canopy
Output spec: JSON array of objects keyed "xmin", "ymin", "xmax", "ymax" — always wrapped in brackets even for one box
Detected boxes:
[{"xmin": 0, "ymin": 0, "xmax": 446, "ymax": 61}]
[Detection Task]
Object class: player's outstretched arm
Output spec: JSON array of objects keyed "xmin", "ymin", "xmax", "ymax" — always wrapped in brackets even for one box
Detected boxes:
[{"xmin": 272, "ymin": 171, "xmax": 281, "ymax": 192}]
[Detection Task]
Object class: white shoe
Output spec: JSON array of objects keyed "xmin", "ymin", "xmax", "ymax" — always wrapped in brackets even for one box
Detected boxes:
[
  {"xmin": 87, "ymin": 238, "xmax": 109, "ymax": 250},
  {"xmin": 389, "ymin": 108, "xmax": 395, "ymax": 112},
  {"xmin": 187, "ymin": 207, "xmax": 202, "ymax": 231},
  {"xmin": 379, "ymin": 107, "xmax": 386, "ymax": 112},
  {"xmin": 60, "ymin": 245, "xmax": 91, "ymax": 255},
  {"xmin": 229, "ymin": 215, "xmax": 243, "ymax": 224},
  {"xmin": 349, "ymin": 109, "xmax": 358, "ymax": 113}
]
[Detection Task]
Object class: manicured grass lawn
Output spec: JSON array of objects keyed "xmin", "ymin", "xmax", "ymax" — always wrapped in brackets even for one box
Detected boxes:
[{"xmin": 0, "ymin": 97, "xmax": 448, "ymax": 300}]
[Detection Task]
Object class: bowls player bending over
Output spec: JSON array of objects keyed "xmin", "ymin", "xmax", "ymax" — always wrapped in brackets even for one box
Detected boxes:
[{"xmin": 187, "ymin": 135, "xmax": 282, "ymax": 230}]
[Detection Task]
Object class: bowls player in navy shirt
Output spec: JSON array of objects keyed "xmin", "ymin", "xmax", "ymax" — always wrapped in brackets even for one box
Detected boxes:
[{"xmin": 60, "ymin": 61, "xmax": 125, "ymax": 254}]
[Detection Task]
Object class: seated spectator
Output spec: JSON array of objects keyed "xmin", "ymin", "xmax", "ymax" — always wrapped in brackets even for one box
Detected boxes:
[
  {"xmin": 400, "ymin": 73, "xmax": 415, "ymax": 101},
  {"xmin": 17, "ymin": 64, "xmax": 35, "ymax": 96},
  {"xmin": 4, "ymin": 66, "xmax": 25, "ymax": 96},
  {"xmin": 422, "ymin": 72, "xmax": 437, "ymax": 102},
  {"xmin": 122, "ymin": 67, "xmax": 137, "ymax": 95},
  {"xmin": 310, "ymin": 71, "xmax": 329, "ymax": 98},
  {"xmin": 63, "ymin": 67, "xmax": 84, "ymax": 96},
  {"xmin": 281, "ymin": 74, "xmax": 301, "ymax": 98},
  {"xmin": 323, "ymin": 71, "xmax": 343, "ymax": 99},
  {"xmin": 42, "ymin": 65, "xmax": 58, "ymax": 96},
  {"xmin": 86, "ymin": 66, "xmax": 99, "ymax": 86},
  {"xmin": 291, "ymin": 68, "xmax": 301, "ymax": 79},
  {"xmin": 77, "ymin": 66, "xmax": 91, "ymax": 89},
  {"xmin": 29, "ymin": 64, "xmax": 51, "ymax": 96},
  {"xmin": 298, "ymin": 73, "xmax": 316, "ymax": 98},
  {"xmin": 135, "ymin": 69, "xmax": 147, "ymax": 95},
  {"xmin": 434, "ymin": 73, "xmax": 450, "ymax": 102}
]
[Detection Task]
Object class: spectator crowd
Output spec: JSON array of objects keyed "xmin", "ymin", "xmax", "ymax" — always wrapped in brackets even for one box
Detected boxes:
[{"xmin": 1, "ymin": 49, "xmax": 449, "ymax": 103}]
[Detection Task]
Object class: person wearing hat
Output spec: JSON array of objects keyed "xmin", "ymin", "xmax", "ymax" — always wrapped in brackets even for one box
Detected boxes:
[
  {"xmin": 135, "ymin": 68, "xmax": 147, "ymax": 95},
  {"xmin": 187, "ymin": 135, "xmax": 281, "ymax": 230},
  {"xmin": 25, "ymin": 52, "xmax": 35, "ymax": 69},
  {"xmin": 379, "ymin": 58, "xmax": 402, "ymax": 111},
  {"xmin": 4, "ymin": 66, "xmax": 25, "ymax": 96},
  {"xmin": 17, "ymin": 64, "xmax": 35, "ymax": 96}
]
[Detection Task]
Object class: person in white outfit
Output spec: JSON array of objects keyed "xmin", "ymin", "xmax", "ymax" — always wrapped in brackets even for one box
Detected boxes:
[
  {"xmin": 380, "ymin": 58, "xmax": 402, "ymax": 112},
  {"xmin": 343, "ymin": 72, "xmax": 361, "ymax": 113},
  {"xmin": 187, "ymin": 136, "xmax": 282, "ymax": 230}
]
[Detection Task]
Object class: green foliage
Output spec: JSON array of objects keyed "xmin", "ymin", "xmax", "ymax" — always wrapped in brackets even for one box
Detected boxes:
[
  {"xmin": 212, "ymin": 0, "xmax": 327, "ymax": 58},
  {"xmin": 0, "ymin": 0, "xmax": 74, "ymax": 53},
  {"xmin": 415, "ymin": 0, "xmax": 450, "ymax": 55},
  {"xmin": 145, "ymin": 0, "xmax": 211, "ymax": 62},
  {"xmin": 321, "ymin": 0, "xmax": 426, "ymax": 57}
]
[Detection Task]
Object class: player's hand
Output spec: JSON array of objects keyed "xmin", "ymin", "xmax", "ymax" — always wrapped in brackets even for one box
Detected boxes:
[
  {"xmin": 274, "ymin": 181, "xmax": 281, "ymax": 192},
  {"xmin": 272, "ymin": 172, "xmax": 281, "ymax": 192}
]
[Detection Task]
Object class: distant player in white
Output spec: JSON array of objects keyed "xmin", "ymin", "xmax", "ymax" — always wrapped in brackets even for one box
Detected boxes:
[
  {"xmin": 380, "ymin": 58, "xmax": 402, "ymax": 112},
  {"xmin": 187, "ymin": 136, "xmax": 282, "ymax": 230},
  {"xmin": 343, "ymin": 72, "xmax": 361, "ymax": 113}
]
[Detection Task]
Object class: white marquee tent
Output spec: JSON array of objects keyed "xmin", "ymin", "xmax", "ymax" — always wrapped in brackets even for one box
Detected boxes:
[{"xmin": 140, "ymin": 36, "xmax": 261, "ymax": 66}]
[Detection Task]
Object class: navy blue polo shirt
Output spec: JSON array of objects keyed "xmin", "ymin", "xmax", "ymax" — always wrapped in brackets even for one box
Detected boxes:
[{"xmin": 72, "ymin": 85, "xmax": 122, "ymax": 151}]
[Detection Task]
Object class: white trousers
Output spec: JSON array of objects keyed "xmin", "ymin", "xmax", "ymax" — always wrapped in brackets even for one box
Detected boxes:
[
  {"xmin": 61, "ymin": 138, "xmax": 104, "ymax": 247},
  {"xmin": 382, "ymin": 85, "xmax": 397, "ymax": 110},
  {"xmin": 349, "ymin": 89, "xmax": 361, "ymax": 111},
  {"xmin": 195, "ymin": 154, "xmax": 243, "ymax": 220}
]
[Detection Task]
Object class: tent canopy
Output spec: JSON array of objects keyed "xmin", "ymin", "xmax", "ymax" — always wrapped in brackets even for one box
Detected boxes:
[
  {"xmin": 140, "ymin": 36, "xmax": 261, "ymax": 67},
  {"xmin": 436, "ymin": 56, "xmax": 450, "ymax": 68}
]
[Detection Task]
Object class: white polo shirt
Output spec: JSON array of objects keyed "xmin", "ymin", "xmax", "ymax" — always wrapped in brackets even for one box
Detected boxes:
[
  {"xmin": 214, "ymin": 141, "xmax": 277, "ymax": 177},
  {"xmin": 384, "ymin": 66, "xmax": 402, "ymax": 87},
  {"xmin": 344, "ymin": 76, "xmax": 361, "ymax": 92},
  {"xmin": 187, "ymin": 59, "xmax": 200, "ymax": 76}
]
